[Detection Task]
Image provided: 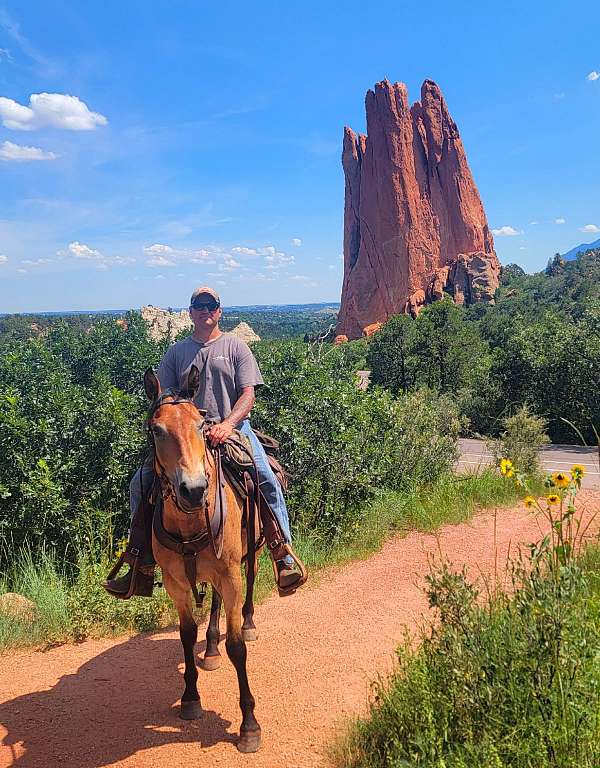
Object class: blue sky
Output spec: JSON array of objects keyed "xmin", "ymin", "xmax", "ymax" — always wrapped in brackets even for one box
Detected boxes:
[{"xmin": 0, "ymin": 0, "xmax": 599, "ymax": 312}]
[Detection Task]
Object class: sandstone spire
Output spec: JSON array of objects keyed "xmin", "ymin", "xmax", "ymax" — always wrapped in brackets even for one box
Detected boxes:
[{"xmin": 336, "ymin": 79, "xmax": 500, "ymax": 339}]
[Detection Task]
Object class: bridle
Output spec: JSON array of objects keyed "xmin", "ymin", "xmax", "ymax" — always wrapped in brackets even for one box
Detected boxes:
[{"xmin": 146, "ymin": 391, "xmax": 211, "ymax": 516}]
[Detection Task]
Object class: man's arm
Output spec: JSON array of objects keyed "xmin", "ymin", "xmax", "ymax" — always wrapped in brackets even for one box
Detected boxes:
[{"xmin": 208, "ymin": 386, "xmax": 255, "ymax": 446}]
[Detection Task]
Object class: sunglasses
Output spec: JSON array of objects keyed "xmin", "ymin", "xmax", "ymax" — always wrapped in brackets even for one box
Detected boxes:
[{"xmin": 191, "ymin": 298, "xmax": 220, "ymax": 312}]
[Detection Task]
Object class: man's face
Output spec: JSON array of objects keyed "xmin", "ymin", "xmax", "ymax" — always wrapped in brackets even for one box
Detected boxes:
[{"xmin": 189, "ymin": 294, "xmax": 222, "ymax": 331}]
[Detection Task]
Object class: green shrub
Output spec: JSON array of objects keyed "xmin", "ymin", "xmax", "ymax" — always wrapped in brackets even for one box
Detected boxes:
[
  {"xmin": 336, "ymin": 470, "xmax": 600, "ymax": 768},
  {"xmin": 253, "ymin": 341, "xmax": 459, "ymax": 540},
  {"xmin": 488, "ymin": 404, "xmax": 550, "ymax": 474}
]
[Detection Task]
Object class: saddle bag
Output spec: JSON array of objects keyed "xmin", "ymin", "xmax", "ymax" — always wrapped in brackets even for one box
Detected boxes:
[
  {"xmin": 252, "ymin": 428, "xmax": 280, "ymax": 456},
  {"xmin": 220, "ymin": 429, "xmax": 289, "ymax": 493}
]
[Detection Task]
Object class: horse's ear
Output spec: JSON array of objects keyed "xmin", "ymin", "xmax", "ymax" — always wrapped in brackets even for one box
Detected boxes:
[
  {"xmin": 184, "ymin": 364, "xmax": 201, "ymax": 399},
  {"xmin": 143, "ymin": 368, "xmax": 161, "ymax": 402}
]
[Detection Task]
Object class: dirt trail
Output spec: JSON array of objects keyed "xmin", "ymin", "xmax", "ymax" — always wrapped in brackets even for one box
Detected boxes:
[{"xmin": 1, "ymin": 492, "xmax": 599, "ymax": 768}]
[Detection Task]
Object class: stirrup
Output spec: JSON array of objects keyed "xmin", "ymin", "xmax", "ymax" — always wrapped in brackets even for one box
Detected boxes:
[
  {"xmin": 272, "ymin": 544, "xmax": 308, "ymax": 597},
  {"xmin": 103, "ymin": 552, "xmax": 141, "ymax": 600}
]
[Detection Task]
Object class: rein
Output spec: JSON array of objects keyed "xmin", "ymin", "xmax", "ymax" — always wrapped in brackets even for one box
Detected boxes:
[
  {"xmin": 147, "ymin": 391, "xmax": 261, "ymax": 612},
  {"xmin": 147, "ymin": 392, "xmax": 216, "ymax": 609},
  {"xmin": 146, "ymin": 392, "xmax": 209, "ymax": 516}
]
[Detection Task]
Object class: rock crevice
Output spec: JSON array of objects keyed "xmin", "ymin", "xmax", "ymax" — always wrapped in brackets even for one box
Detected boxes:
[{"xmin": 337, "ymin": 79, "xmax": 500, "ymax": 338}]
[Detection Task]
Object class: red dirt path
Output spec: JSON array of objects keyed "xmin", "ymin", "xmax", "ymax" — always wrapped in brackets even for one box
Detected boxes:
[{"xmin": 1, "ymin": 492, "xmax": 599, "ymax": 768}]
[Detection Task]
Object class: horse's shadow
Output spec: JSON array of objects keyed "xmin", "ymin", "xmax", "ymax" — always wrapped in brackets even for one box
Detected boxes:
[{"xmin": 0, "ymin": 631, "xmax": 235, "ymax": 768}]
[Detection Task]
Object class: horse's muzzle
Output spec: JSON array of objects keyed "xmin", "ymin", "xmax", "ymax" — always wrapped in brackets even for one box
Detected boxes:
[{"xmin": 178, "ymin": 477, "xmax": 208, "ymax": 512}]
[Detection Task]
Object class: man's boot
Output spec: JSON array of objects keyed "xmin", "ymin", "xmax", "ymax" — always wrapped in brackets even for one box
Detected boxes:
[
  {"xmin": 258, "ymin": 491, "xmax": 307, "ymax": 595},
  {"xmin": 103, "ymin": 560, "xmax": 155, "ymax": 599},
  {"xmin": 276, "ymin": 558, "xmax": 303, "ymax": 592},
  {"xmin": 103, "ymin": 494, "xmax": 156, "ymax": 599}
]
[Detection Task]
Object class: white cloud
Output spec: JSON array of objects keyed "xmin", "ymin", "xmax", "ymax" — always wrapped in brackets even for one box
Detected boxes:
[
  {"xmin": 492, "ymin": 226, "xmax": 521, "ymax": 237},
  {"xmin": 529, "ymin": 221, "xmax": 538, "ymax": 226},
  {"xmin": 57, "ymin": 241, "xmax": 132, "ymax": 269},
  {"xmin": 581, "ymin": 223, "xmax": 600, "ymax": 233},
  {"xmin": 22, "ymin": 257, "xmax": 52, "ymax": 266},
  {"xmin": 586, "ymin": 71, "xmax": 600, "ymax": 81},
  {"xmin": 143, "ymin": 243, "xmax": 174, "ymax": 256},
  {"xmin": 146, "ymin": 255, "xmax": 176, "ymax": 267},
  {"xmin": 231, "ymin": 246, "xmax": 258, "ymax": 256},
  {"xmin": 17, "ymin": 268, "xmax": 27, "ymax": 273},
  {"xmin": 0, "ymin": 93, "xmax": 107, "ymax": 131},
  {"xmin": 0, "ymin": 48, "xmax": 12, "ymax": 63},
  {"xmin": 66, "ymin": 241, "xmax": 101, "ymax": 259},
  {"xmin": 0, "ymin": 254, "xmax": 7, "ymax": 263},
  {"xmin": 221, "ymin": 255, "xmax": 241, "ymax": 271},
  {"xmin": 291, "ymin": 238, "xmax": 302, "ymax": 247},
  {"xmin": 0, "ymin": 140, "xmax": 57, "ymax": 161},
  {"xmin": 264, "ymin": 251, "xmax": 295, "ymax": 269},
  {"xmin": 555, "ymin": 217, "xmax": 566, "ymax": 224},
  {"xmin": 155, "ymin": 274, "xmax": 165, "ymax": 280}
]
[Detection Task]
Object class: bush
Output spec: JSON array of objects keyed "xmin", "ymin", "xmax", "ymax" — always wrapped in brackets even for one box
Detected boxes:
[
  {"xmin": 337, "ymin": 466, "xmax": 600, "ymax": 768},
  {"xmin": 253, "ymin": 341, "xmax": 459, "ymax": 540},
  {"xmin": 488, "ymin": 404, "xmax": 550, "ymax": 474}
]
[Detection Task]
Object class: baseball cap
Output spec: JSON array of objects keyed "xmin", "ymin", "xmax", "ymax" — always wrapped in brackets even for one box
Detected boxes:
[{"xmin": 190, "ymin": 286, "xmax": 220, "ymax": 305}]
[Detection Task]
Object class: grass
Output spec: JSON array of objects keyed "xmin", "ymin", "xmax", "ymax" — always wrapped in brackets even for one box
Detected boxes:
[
  {"xmin": 0, "ymin": 468, "xmax": 528, "ymax": 652},
  {"xmin": 331, "ymin": 482, "xmax": 600, "ymax": 768}
]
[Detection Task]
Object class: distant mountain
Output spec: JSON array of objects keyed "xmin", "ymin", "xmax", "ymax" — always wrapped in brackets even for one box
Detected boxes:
[{"xmin": 562, "ymin": 237, "xmax": 600, "ymax": 261}]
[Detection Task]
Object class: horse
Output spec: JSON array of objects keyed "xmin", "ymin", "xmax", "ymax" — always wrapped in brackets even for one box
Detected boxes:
[{"xmin": 143, "ymin": 364, "xmax": 262, "ymax": 754}]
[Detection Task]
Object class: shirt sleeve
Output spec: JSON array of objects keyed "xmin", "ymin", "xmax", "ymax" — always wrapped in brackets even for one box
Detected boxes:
[
  {"xmin": 234, "ymin": 341, "xmax": 264, "ymax": 390},
  {"xmin": 156, "ymin": 344, "xmax": 179, "ymax": 391}
]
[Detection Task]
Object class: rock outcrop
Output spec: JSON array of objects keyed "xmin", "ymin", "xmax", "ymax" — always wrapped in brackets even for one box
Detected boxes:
[
  {"xmin": 229, "ymin": 322, "xmax": 260, "ymax": 344},
  {"xmin": 337, "ymin": 79, "xmax": 500, "ymax": 338},
  {"xmin": 141, "ymin": 305, "xmax": 193, "ymax": 341}
]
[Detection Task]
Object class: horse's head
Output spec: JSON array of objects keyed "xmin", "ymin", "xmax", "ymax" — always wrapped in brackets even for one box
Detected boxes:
[{"xmin": 143, "ymin": 365, "xmax": 209, "ymax": 513}]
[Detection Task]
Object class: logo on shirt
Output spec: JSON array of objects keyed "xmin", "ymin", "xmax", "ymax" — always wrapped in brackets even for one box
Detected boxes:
[{"xmin": 213, "ymin": 355, "xmax": 228, "ymax": 360}]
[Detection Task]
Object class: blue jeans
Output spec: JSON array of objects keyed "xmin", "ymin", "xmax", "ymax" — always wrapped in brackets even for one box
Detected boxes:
[
  {"xmin": 129, "ymin": 421, "xmax": 293, "ymax": 560},
  {"xmin": 238, "ymin": 420, "xmax": 292, "ymax": 546}
]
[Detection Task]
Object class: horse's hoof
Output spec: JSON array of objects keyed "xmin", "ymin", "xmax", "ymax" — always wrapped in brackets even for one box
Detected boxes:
[
  {"xmin": 180, "ymin": 700, "xmax": 202, "ymax": 720},
  {"xmin": 237, "ymin": 729, "xmax": 261, "ymax": 753},
  {"xmin": 242, "ymin": 627, "xmax": 258, "ymax": 642},
  {"xmin": 199, "ymin": 654, "xmax": 221, "ymax": 671}
]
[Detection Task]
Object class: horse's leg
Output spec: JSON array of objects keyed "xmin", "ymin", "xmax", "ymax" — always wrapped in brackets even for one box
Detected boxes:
[
  {"xmin": 219, "ymin": 570, "xmax": 261, "ymax": 753},
  {"xmin": 164, "ymin": 575, "xmax": 202, "ymax": 720},
  {"xmin": 200, "ymin": 586, "xmax": 222, "ymax": 671},
  {"xmin": 242, "ymin": 552, "xmax": 258, "ymax": 642},
  {"xmin": 179, "ymin": 606, "xmax": 202, "ymax": 720}
]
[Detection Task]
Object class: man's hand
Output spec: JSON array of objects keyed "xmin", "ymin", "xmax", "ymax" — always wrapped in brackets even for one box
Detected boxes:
[{"xmin": 208, "ymin": 420, "xmax": 235, "ymax": 447}]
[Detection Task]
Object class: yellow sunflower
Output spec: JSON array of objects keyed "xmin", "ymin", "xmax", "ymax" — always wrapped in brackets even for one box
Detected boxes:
[
  {"xmin": 571, "ymin": 464, "xmax": 586, "ymax": 479},
  {"xmin": 523, "ymin": 496, "xmax": 536, "ymax": 508},
  {"xmin": 546, "ymin": 494, "xmax": 560, "ymax": 505},
  {"xmin": 551, "ymin": 472, "xmax": 570, "ymax": 489},
  {"xmin": 500, "ymin": 458, "xmax": 514, "ymax": 476}
]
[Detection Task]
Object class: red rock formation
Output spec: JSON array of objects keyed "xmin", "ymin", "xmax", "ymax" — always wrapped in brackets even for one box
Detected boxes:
[
  {"xmin": 362, "ymin": 322, "xmax": 383, "ymax": 338},
  {"xmin": 337, "ymin": 79, "xmax": 500, "ymax": 338}
]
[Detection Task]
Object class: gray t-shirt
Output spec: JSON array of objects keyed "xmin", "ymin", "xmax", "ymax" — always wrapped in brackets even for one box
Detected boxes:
[{"xmin": 156, "ymin": 333, "xmax": 264, "ymax": 423}]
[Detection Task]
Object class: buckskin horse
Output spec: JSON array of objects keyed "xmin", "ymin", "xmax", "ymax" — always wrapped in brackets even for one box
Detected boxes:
[{"xmin": 143, "ymin": 364, "xmax": 262, "ymax": 753}]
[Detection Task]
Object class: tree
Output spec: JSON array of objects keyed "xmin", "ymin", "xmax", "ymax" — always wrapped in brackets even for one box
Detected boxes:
[{"xmin": 367, "ymin": 314, "xmax": 415, "ymax": 394}]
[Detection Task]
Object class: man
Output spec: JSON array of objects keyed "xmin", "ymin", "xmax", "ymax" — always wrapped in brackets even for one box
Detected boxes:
[{"xmin": 104, "ymin": 286, "xmax": 302, "ymax": 597}]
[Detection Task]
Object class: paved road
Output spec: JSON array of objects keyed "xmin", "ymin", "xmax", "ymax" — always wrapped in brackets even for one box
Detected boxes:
[{"xmin": 458, "ymin": 438, "xmax": 600, "ymax": 489}]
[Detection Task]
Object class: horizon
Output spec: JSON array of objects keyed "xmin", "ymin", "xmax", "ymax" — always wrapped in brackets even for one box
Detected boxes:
[{"xmin": 0, "ymin": 1, "xmax": 599, "ymax": 313}]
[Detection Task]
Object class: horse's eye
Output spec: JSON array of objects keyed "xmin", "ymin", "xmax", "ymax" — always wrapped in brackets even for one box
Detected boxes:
[{"xmin": 151, "ymin": 424, "xmax": 166, "ymax": 439}]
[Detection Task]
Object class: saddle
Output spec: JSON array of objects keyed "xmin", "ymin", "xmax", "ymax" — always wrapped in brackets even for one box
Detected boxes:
[{"xmin": 151, "ymin": 428, "xmax": 306, "ymax": 603}]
